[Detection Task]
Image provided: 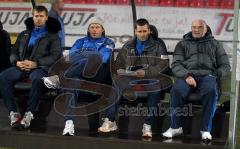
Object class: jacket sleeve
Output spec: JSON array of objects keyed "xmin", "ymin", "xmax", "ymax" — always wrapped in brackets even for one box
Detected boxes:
[
  {"xmin": 10, "ymin": 32, "xmax": 22, "ymax": 65},
  {"xmin": 171, "ymin": 42, "xmax": 191, "ymax": 78},
  {"xmin": 144, "ymin": 41, "xmax": 170, "ymax": 78},
  {"xmin": 215, "ymin": 42, "xmax": 230, "ymax": 78},
  {"xmin": 36, "ymin": 34, "xmax": 62, "ymax": 68},
  {"xmin": 115, "ymin": 46, "xmax": 127, "ymax": 71}
]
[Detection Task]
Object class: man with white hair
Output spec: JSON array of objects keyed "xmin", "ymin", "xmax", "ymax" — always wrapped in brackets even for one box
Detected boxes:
[
  {"xmin": 49, "ymin": 0, "xmax": 65, "ymax": 47},
  {"xmin": 43, "ymin": 16, "xmax": 115, "ymax": 136},
  {"xmin": 162, "ymin": 19, "xmax": 230, "ymax": 141}
]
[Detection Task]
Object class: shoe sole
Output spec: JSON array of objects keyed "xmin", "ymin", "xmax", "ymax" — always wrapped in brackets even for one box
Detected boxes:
[
  {"xmin": 63, "ymin": 133, "xmax": 74, "ymax": 136},
  {"xmin": 98, "ymin": 127, "xmax": 117, "ymax": 133},
  {"xmin": 142, "ymin": 134, "xmax": 152, "ymax": 138},
  {"xmin": 201, "ymin": 138, "xmax": 212, "ymax": 141},
  {"xmin": 162, "ymin": 132, "xmax": 183, "ymax": 138}
]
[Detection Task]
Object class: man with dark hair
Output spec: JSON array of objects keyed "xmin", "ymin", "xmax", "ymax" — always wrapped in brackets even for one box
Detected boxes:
[
  {"xmin": 42, "ymin": 16, "xmax": 115, "ymax": 136},
  {"xmin": 0, "ymin": 5, "xmax": 62, "ymax": 129},
  {"xmin": 0, "ymin": 21, "xmax": 11, "ymax": 72},
  {"xmin": 49, "ymin": 0, "xmax": 65, "ymax": 47},
  {"xmin": 162, "ymin": 19, "xmax": 230, "ymax": 141},
  {"xmin": 98, "ymin": 18, "xmax": 170, "ymax": 138}
]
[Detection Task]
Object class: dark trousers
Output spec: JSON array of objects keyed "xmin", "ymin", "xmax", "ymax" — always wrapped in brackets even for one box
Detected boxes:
[
  {"xmin": 0, "ymin": 66, "xmax": 48, "ymax": 113},
  {"xmin": 105, "ymin": 75, "xmax": 163, "ymax": 126},
  {"xmin": 63, "ymin": 62, "xmax": 111, "ymax": 121},
  {"xmin": 169, "ymin": 75, "xmax": 219, "ymax": 132}
]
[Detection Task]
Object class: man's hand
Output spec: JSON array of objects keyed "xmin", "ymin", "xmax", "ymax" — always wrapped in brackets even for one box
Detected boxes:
[
  {"xmin": 16, "ymin": 61, "xmax": 26, "ymax": 70},
  {"xmin": 185, "ymin": 76, "xmax": 197, "ymax": 88},
  {"xmin": 16, "ymin": 60, "xmax": 37, "ymax": 71},
  {"xmin": 23, "ymin": 60, "xmax": 37, "ymax": 70},
  {"xmin": 135, "ymin": 69, "xmax": 145, "ymax": 78}
]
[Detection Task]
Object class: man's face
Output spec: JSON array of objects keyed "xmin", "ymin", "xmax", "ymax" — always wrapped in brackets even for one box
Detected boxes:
[
  {"xmin": 135, "ymin": 24, "xmax": 150, "ymax": 42},
  {"xmin": 56, "ymin": 0, "xmax": 64, "ymax": 12},
  {"xmin": 33, "ymin": 10, "xmax": 48, "ymax": 27},
  {"xmin": 88, "ymin": 23, "xmax": 104, "ymax": 38},
  {"xmin": 191, "ymin": 20, "xmax": 206, "ymax": 38}
]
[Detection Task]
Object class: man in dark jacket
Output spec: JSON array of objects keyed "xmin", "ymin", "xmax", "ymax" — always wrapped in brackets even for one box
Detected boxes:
[
  {"xmin": 0, "ymin": 5, "xmax": 62, "ymax": 129},
  {"xmin": 162, "ymin": 19, "xmax": 230, "ymax": 141},
  {"xmin": 0, "ymin": 21, "xmax": 11, "ymax": 72},
  {"xmin": 98, "ymin": 18, "xmax": 170, "ymax": 138}
]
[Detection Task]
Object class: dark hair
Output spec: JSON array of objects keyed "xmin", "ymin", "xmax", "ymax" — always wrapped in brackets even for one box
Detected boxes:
[
  {"xmin": 33, "ymin": 5, "xmax": 48, "ymax": 16},
  {"xmin": 135, "ymin": 18, "xmax": 150, "ymax": 29}
]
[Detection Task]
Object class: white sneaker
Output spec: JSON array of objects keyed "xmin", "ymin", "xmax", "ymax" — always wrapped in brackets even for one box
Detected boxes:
[
  {"xmin": 42, "ymin": 75, "xmax": 60, "ymax": 89},
  {"xmin": 62, "ymin": 120, "xmax": 74, "ymax": 136},
  {"xmin": 98, "ymin": 118, "xmax": 117, "ymax": 133},
  {"xmin": 201, "ymin": 131, "xmax": 212, "ymax": 141},
  {"xmin": 142, "ymin": 123, "xmax": 152, "ymax": 138},
  {"xmin": 20, "ymin": 111, "xmax": 34, "ymax": 128},
  {"xmin": 162, "ymin": 127, "xmax": 183, "ymax": 138},
  {"xmin": 9, "ymin": 111, "xmax": 21, "ymax": 127}
]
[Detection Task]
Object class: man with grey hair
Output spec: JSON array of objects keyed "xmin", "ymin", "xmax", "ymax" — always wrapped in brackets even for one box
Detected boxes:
[
  {"xmin": 162, "ymin": 19, "xmax": 230, "ymax": 141},
  {"xmin": 49, "ymin": 0, "xmax": 65, "ymax": 47}
]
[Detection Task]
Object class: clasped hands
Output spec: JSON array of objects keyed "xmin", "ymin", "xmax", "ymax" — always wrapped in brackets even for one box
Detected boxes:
[{"xmin": 16, "ymin": 60, "xmax": 37, "ymax": 71}]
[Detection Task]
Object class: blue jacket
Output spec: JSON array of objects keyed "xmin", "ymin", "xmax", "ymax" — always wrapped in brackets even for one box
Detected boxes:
[{"xmin": 69, "ymin": 36, "xmax": 115, "ymax": 64}]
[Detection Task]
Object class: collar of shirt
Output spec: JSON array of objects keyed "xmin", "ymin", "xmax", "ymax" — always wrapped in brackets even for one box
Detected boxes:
[
  {"xmin": 136, "ymin": 38, "xmax": 147, "ymax": 56},
  {"xmin": 28, "ymin": 26, "xmax": 47, "ymax": 47}
]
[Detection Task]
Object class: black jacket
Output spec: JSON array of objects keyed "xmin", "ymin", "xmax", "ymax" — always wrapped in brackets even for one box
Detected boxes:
[
  {"xmin": 10, "ymin": 17, "xmax": 62, "ymax": 70},
  {"xmin": 0, "ymin": 21, "xmax": 11, "ymax": 72},
  {"xmin": 115, "ymin": 36, "xmax": 169, "ymax": 78},
  {"xmin": 171, "ymin": 31, "xmax": 230, "ymax": 78}
]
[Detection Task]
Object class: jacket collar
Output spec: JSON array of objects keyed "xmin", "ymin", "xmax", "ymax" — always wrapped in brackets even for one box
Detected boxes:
[
  {"xmin": 24, "ymin": 17, "xmax": 61, "ymax": 33},
  {"xmin": 127, "ymin": 36, "xmax": 155, "ymax": 50},
  {"xmin": 183, "ymin": 31, "xmax": 214, "ymax": 42}
]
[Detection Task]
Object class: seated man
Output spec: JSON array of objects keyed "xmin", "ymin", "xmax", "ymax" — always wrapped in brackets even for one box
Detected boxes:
[
  {"xmin": 162, "ymin": 19, "xmax": 230, "ymax": 141},
  {"xmin": 98, "ymin": 18, "xmax": 170, "ymax": 138},
  {"xmin": 43, "ymin": 16, "xmax": 115, "ymax": 136},
  {"xmin": 0, "ymin": 6, "xmax": 62, "ymax": 129}
]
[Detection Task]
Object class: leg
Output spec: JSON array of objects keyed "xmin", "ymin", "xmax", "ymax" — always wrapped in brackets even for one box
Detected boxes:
[
  {"xmin": 62, "ymin": 90, "xmax": 77, "ymax": 136},
  {"xmin": 144, "ymin": 91, "xmax": 161, "ymax": 125},
  {"xmin": 169, "ymin": 79, "xmax": 191, "ymax": 129},
  {"xmin": 0, "ymin": 67, "xmax": 25, "ymax": 112},
  {"xmin": 64, "ymin": 90, "xmax": 78, "ymax": 122},
  {"xmin": 98, "ymin": 76, "xmax": 136, "ymax": 133},
  {"xmin": 198, "ymin": 75, "xmax": 218, "ymax": 132},
  {"xmin": 142, "ymin": 91, "xmax": 161, "ymax": 138},
  {"xmin": 27, "ymin": 69, "xmax": 48, "ymax": 112},
  {"xmin": 104, "ymin": 76, "xmax": 136, "ymax": 121},
  {"xmin": 162, "ymin": 79, "xmax": 191, "ymax": 138}
]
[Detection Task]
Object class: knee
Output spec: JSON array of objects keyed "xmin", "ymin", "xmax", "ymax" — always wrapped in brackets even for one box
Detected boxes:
[
  {"xmin": 203, "ymin": 86, "xmax": 217, "ymax": 95},
  {"xmin": 171, "ymin": 84, "xmax": 184, "ymax": 95},
  {"xmin": 171, "ymin": 86, "xmax": 189, "ymax": 100},
  {"xmin": 32, "ymin": 78, "xmax": 43, "ymax": 85}
]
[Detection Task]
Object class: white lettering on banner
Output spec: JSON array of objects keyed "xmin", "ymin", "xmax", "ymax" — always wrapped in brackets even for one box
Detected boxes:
[{"xmin": 0, "ymin": 2, "xmax": 239, "ymax": 48}]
